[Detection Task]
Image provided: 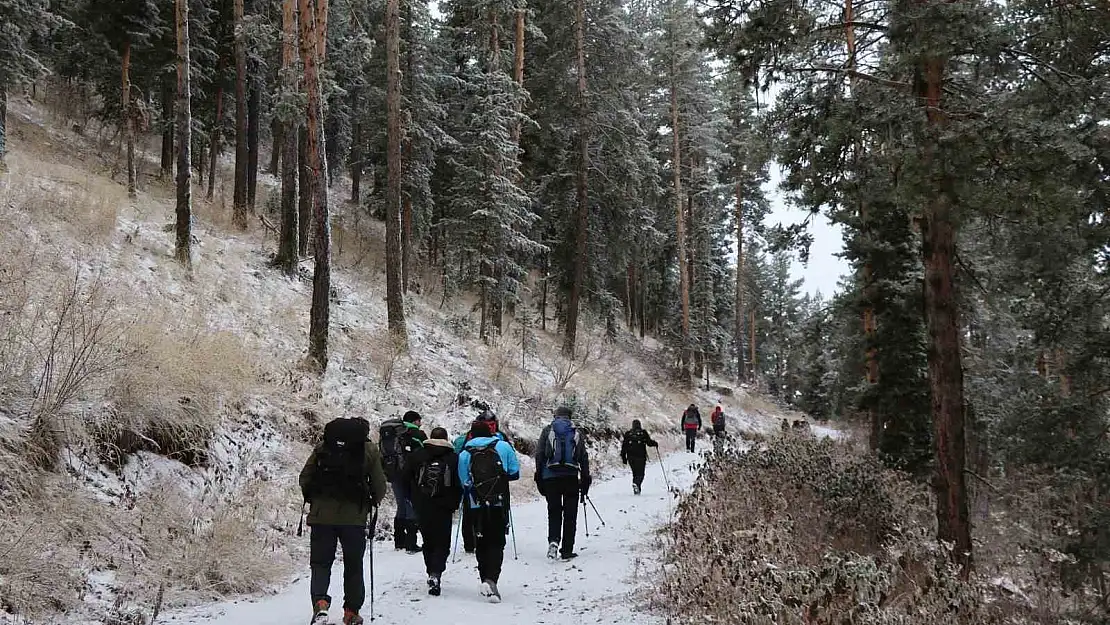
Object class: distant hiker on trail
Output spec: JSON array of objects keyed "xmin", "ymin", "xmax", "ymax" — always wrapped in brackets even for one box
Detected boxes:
[
  {"xmin": 535, "ymin": 405, "xmax": 591, "ymax": 561},
  {"xmin": 299, "ymin": 417, "xmax": 387, "ymax": 625},
  {"xmin": 711, "ymin": 405, "xmax": 726, "ymax": 435},
  {"xmin": 681, "ymin": 404, "xmax": 702, "ymax": 452},
  {"xmin": 379, "ymin": 410, "xmax": 427, "ymax": 553},
  {"xmin": 402, "ymin": 427, "xmax": 462, "ymax": 597},
  {"xmin": 458, "ymin": 420, "xmax": 521, "ymax": 603},
  {"xmin": 620, "ymin": 419, "xmax": 658, "ymax": 495},
  {"xmin": 452, "ymin": 410, "xmax": 509, "ymax": 554}
]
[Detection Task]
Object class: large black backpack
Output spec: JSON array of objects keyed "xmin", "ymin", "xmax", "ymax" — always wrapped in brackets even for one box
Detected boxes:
[
  {"xmin": 310, "ymin": 417, "xmax": 371, "ymax": 503},
  {"xmin": 416, "ymin": 455, "xmax": 453, "ymax": 500},
  {"xmin": 378, "ymin": 419, "xmax": 410, "ymax": 482},
  {"xmin": 468, "ymin": 441, "xmax": 508, "ymax": 506}
]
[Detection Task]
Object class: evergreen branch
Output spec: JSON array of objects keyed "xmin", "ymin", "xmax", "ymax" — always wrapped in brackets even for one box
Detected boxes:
[
  {"xmin": 810, "ymin": 21, "xmax": 888, "ymax": 36},
  {"xmin": 964, "ymin": 469, "xmax": 1002, "ymax": 494},
  {"xmin": 1002, "ymin": 48, "xmax": 1083, "ymax": 83},
  {"xmin": 789, "ymin": 66, "xmax": 910, "ymax": 90}
]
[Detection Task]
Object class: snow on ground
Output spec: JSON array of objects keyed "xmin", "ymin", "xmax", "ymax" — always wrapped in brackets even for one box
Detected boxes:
[{"xmin": 162, "ymin": 452, "xmax": 700, "ymax": 625}]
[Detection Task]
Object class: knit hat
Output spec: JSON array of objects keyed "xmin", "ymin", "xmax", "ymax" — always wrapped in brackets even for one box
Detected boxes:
[
  {"xmin": 430, "ymin": 427, "xmax": 449, "ymax": 440},
  {"xmin": 477, "ymin": 409, "xmax": 498, "ymax": 422},
  {"xmin": 403, "ymin": 410, "xmax": 421, "ymax": 423},
  {"xmin": 553, "ymin": 406, "xmax": 573, "ymax": 418},
  {"xmin": 632, "ymin": 419, "xmax": 642, "ymax": 429},
  {"xmin": 469, "ymin": 420, "xmax": 492, "ymax": 439}
]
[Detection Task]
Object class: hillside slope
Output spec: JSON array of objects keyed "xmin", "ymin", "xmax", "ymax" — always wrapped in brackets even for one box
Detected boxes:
[{"xmin": 0, "ymin": 98, "xmax": 798, "ymax": 623}]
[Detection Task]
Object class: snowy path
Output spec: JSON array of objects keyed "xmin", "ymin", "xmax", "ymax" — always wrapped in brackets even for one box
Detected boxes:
[{"xmin": 164, "ymin": 453, "xmax": 699, "ymax": 625}]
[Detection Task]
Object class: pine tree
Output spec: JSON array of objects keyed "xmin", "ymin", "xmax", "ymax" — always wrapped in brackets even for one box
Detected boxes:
[
  {"xmin": 301, "ymin": 0, "xmax": 331, "ymax": 370},
  {"xmin": 232, "ymin": 0, "xmax": 249, "ymax": 228},
  {"xmin": 384, "ymin": 0, "xmax": 408, "ymax": 342},
  {"xmin": 0, "ymin": 0, "xmax": 55, "ymax": 165},
  {"xmin": 274, "ymin": 0, "xmax": 300, "ymax": 275},
  {"xmin": 174, "ymin": 0, "xmax": 193, "ymax": 266}
]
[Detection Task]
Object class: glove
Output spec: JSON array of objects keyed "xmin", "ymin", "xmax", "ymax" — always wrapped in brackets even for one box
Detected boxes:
[
  {"xmin": 580, "ymin": 476, "xmax": 592, "ymax": 499},
  {"xmin": 648, "ymin": 441, "xmax": 658, "ymax": 447}
]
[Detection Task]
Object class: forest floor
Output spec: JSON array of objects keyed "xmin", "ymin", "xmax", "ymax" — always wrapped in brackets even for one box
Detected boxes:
[{"xmin": 0, "ymin": 95, "xmax": 815, "ymax": 624}]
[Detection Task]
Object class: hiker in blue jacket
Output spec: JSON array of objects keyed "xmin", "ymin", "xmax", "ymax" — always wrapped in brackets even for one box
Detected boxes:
[
  {"xmin": 534, "ymin": 406, "xmax": 591, "ymax": 561},
  {"xmin": 452, "ymin": 410, "xmax": 510, "ymax": 554},
  {"xmin": 458, "ymin": 420, "xmax": 520, "ymax": 603}
]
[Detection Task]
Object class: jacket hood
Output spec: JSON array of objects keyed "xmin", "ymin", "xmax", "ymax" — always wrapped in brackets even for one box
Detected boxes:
[
  {"xmin": 464, "ymin": 436, "xmax": 503, "ymax": 449},
  {"xmin": 631, "ymin": 419, "xmax": 642, "ymax": 430},
  {"xmin": 425, "ymin": 438, "xmax": 454, "ymax": 454},
  {"xmin": 552, "ymin": 417, "xmax": 574, "ymax": 436}
]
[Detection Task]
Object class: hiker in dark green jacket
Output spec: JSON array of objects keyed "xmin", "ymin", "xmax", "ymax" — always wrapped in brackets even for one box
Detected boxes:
[{"xmin": 299, "ymin": 418, "xmax": 388, "ymax": 625}]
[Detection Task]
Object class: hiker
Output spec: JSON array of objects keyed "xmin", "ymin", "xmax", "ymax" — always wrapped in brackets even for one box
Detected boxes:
[
  {"xmin": 452, "ymin": 410, "xmax": 509, "ymax": 554},
  {"xmin": 299, "ymin": 417, "xmax": 387, "ymax": 625},
  {"xmin": 681, "ymin": 403, "xmax": 702, "ymax": 452},
  {"xmin": 534, "ymin": 406, "xmax": 591, "ymax": 561},
  {"xmin": 380, "ymin": 410, "xmax": 427, "ymax": 553},
  {"xmin": 620, "ymin": 419, "xmax": 658, "ymax": 495},
  {"xmin": 711, "ymin": 405, "xmax": 726, "ymax": 436},
  {"xmin": 458, "ymin": 420, "xmax": 520, "ymax": 603},
  {"xmin": 402, "ymin": 427, "xmax": 462, "ymax": 597}
]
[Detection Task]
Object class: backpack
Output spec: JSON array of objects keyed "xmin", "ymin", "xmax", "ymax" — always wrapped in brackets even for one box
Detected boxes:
[
  {"xmin": 468, "ymin": 441, "xmax": 508, "ymax": 506},
  {"xmin": 310, "ymin": 418, "xmax": 371, "ymax": 503},
  {"xmin": 416, "ymin": 455, "xmax": 453, "ymax": 499},
  {"xmin": 378, "ymin": 419, "xmax": 409, "ymax": 481},
  {"xmin": 545, "ymin": 424, "xmax": 580, "ymax": 472},
  {"xmin": 683, "ymin": 409, "xmax": 700, "ymax": 428},
  {"xmin": 712, "ymin": 411, "xmax": 726, "ymax": 429}
]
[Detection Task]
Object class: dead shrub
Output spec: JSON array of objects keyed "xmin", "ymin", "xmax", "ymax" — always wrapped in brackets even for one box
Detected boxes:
[
  {"xmin": 536, "ymin": 327, "xmax": 606, "ymax": 392},
  {"xmin": 656, "ymin": 436, "xmax": 1011, "ymax": 625},
  {"xmin": 368, "ymin": 330, "xmax": 408, "ymax": 390}
]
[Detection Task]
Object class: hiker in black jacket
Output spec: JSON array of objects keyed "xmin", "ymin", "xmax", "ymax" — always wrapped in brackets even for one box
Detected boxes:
[
  {"xmin": 620, "ymin": 419, "xmax": 658, "ymax": 495},
  {"xmin": 403, "ymin": 427, "xmax": 462, "ymax": 597}
]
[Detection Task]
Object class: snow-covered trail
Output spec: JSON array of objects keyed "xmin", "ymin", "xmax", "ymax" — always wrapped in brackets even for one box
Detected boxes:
[{"xmin": 164, "ymin": 452, "xmax": 700, "ymax": 625}]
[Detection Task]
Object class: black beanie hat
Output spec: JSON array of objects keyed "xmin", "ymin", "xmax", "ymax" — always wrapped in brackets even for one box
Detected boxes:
[
  {"xmin": 470, "ymin": 420, "xmax": 492, "ymax": 438},
  {"xmin": 403, "ymin": 410, "xmax": 421, "ymax": 423},
  {"xmin": 632, "ymin": 419, "xmax": 642, "ymax": 429},
  {"xmin": 553, "ymin": 406, "xmax": 573, "ymax": 418}
]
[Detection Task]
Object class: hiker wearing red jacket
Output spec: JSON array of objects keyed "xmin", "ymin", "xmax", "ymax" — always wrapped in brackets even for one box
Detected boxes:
[{"xmin": 680, "ymin": 404, "xmax": 701, "ymax": 452}]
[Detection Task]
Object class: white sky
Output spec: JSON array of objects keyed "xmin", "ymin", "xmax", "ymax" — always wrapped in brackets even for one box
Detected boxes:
[{"xmin": 762, "ymin": 165, "xmax": 850, "ymax": 297}]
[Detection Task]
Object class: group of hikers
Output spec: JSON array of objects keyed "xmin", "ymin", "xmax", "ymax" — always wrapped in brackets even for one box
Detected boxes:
[
  {"xmin": 680, "ymin": 403, "xmax": 728, "ymax": 452},
  {"xmin": 297, "ymin": 402, "xmax": 727, "ymax": 624}
]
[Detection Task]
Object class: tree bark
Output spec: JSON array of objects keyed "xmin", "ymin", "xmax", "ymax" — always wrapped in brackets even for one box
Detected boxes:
[
  {"xmin": 384, "ymin": 0, "xmax": 408, "ymax": 342},
  {"xmin": 301, "ymin": 0, "xmax": 332, "ymax": 370},
  {"xmin": 671, "ymin": 41, "xmax": 690, "ymax": 382},
  {"xmin": 232, "ymin": 0, "xmax": 249, "ymax": 228},
  {"xmin": 298, "ymin": 128, "xmax": 311, "ymax": 255},
  {"xmin": 123, "ymin": 42, "xmax": 137, "ymax": 199},
  {"xmin": 161, "ymin": 78, "xmax": 174, "ymax": 175},
  {"xmin": 174, "ymin": 0, "xmax": 193, "ymax": 267},
  {"xmin": 749, "ymin": 307, "xmax": 756, "ymax": 380},
  {"xmin": 735, "ymin": 181, "xmax": 745, "ymax": 381},
  {"xmin": 270, "ymin": 117, "xmax": 282, "ymax": 174},
  {"xmin": 349, "ymin": 85, "xmax": 363, "ymax": 204},
  {"xmin": 247, "ymin": 70, "xmax": 261, "ymax": 208},
  {"xmin": 562, "ymin": 0, "xmax": 590, "ymax": 358},
  {"xmin": 511, "ymin": 9, "xmax": 525, "ymax": 147},
  {"xmin": 206, "ymin": 57, "xmax": 224, "ymax": 200},
  {"xmin": 918, "ymin": 53, "xmax": 972, "ymax": 578},
  {"xmin": 0, "ymin": 85, "xmax": 7, "ymax": 164},
  {"xmin": 276, "ymin": 0, "xmax": 300, "ymax": 275}
]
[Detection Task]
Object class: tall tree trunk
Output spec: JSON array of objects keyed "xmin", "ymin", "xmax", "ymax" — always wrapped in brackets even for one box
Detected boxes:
[
  {"xmin": 918, "ymin": 52, "xmax": 972, "ymax": 578},
  {"xmin": 511, "ymin": 9, "xmax": 525, "ymax": 147},
  {"xmin": 123, "ymin": 42, "xmax": 137, "ymax": 199},
  {"xmin": 749, "ymin": 307, "xmax": 756, "ymax": 381},
  {"xmin": 270, "ymin": 117, "xmax": 282, "ymax": 174},
  {"xmin": 161, "ymin": 78, "xmax": 174, "ymax": 175},
  {"xmin": 671, "ymin": 45, "xmax": 690, "ymax": 382},
  {"xmin": 247, "ymin": 70, "xmax": 261, "ymax": 208},
  {"xmin": 735, "ymin": 181, "xmax": 745, "ymax": 381},
  {"xmin": 298, "ymin": 128, "xmax": 311, "ymax": 255},
  {"xmin": 174, "ymin": 0, "xmax": 193, "ymax": 267},
  {"xmin": 232, "ymin": 0, "xmax": 249, "ymax": 228},
  {"xmin": 562, "ymin": 0, "xmax": 590, "ymax": 358},
  {"xmin": 276, "ymin": 0, "xmax": 300, "ymax": 275},
  {"xmin": 301, "ymin": 0, "xmax": 332, "ymax": 370},
  {"xmin": 206, "ymin": 58, "xmax": 224, "ymax": 200},
  {"xmin": 349, "ymin": 86, "xmax": 362, "ymax": 204},
  {"xmin": 384, "ymin": 0, "xmax": 408, "ymax": 341},
  {"xmin": 0, "ymin": 85, "xmax": 7, "ymax": 165}
]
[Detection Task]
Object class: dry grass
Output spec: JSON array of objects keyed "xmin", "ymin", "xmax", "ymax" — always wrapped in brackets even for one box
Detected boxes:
[{"xmin": 654, "ymin": 434, "xmax": 1024, "ymax": 625}]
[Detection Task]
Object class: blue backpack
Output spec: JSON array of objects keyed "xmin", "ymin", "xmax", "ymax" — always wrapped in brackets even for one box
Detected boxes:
[{"xmin": 545, "ymin": 420, "xmax": 580, "ymax": 472}]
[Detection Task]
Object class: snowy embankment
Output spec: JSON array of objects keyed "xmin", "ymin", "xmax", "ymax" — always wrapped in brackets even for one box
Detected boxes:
[{"xmin": 163, "ymin": 453, "xmax": 700, "ymax": 625}]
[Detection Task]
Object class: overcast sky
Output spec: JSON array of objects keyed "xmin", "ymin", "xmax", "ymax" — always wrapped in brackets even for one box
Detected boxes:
[{"xmin": 761, "ymin": 165, "xmax": 850, "ymax": 297}]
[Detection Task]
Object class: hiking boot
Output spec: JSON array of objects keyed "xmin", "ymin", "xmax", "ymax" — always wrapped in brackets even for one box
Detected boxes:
[
  {"xmin": 560, "ymin": 551, "xmax": 579, "ymax": 561},
  {"xmin": 406, "ymin": 544, "xmax": 423, "ymax": 554},
  {"xmin": 633, "ymin": 484, "xmax": 641, "ymax": 495},
  {"xmin": 427, "ymin": 574, "xmax": 441, "ymax": 596},
  {"xmin": 310, "ymin": 599, "xmax": 329, "ymax": 625},
  {"xmin": 547, "ymin": 542, "xmax": 559, "ymax": 560},
  {"xmin": 342, "ymin": 609, "xmax": 363, "ymax": 625},
  {"xmin": 480, "ymin": 579, "xmax": 501, "ymax": 603}
]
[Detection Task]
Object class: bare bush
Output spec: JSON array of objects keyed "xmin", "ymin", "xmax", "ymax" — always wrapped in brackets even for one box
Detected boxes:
[
  {"xmin": 536, "ymin": 327, "xmax": 606, "ymax": 392},
  {"xmin": 368, "ymin": 330, "xmax": 408, "ymax": 390},
  {"xmin": 655, "ymin": 436, "xmax": 1016, "ymax": 625}
]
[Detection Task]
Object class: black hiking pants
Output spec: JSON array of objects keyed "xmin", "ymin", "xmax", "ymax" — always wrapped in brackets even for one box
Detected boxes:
[
  {"xmin": 461, "ymin": 503, "xmax": 475, "ymax": 552},
  {"xmin": 309, "ymin": 525, "xmax": 367, "ymax": 611},
  {"xmin": 628, "ymin": 456, "xmax": 647, "ymax": 487},
  {"xmin": 473, "ymin": 506, "xmax": 508, "ymax": 583},
  {"xmin": 417, "ymin": 508, "xmax": 454, "ymax": 576},
  {"xmin": 685, "ymin": 429, "xmax": 698, "ymax": 452},
  {"xmin": 544, "ymin": 475, "xmax": 580, "ymax": 555}
]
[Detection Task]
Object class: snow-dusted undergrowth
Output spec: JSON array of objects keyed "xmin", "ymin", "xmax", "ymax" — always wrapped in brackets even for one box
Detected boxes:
[{"xmin": 0, "ymin": 101, "xmax": 800, "ymax": 624}]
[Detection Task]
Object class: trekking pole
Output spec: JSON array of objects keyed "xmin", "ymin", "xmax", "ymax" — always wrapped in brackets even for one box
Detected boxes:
[
  {"xmin": 582, "ymin": 498, "xmax": 590, "ymax": 537},
  {"xmin": 368, "ymin": 506, "xmax": 378, "ymax": 622},
  {"xmin": 655, "ymin": 447, "xmax": 673, "ymax": 491},
  {"xmin": 451, "ymin": 495, "xmax": 464, "ymax": 563},
  {"xmin": 508, "ymin": 506, "xmax": 518, "ymax": 560},
  {"xmin": 586, "ymin": 495, "xmax": 607, "ymax": 527}
]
